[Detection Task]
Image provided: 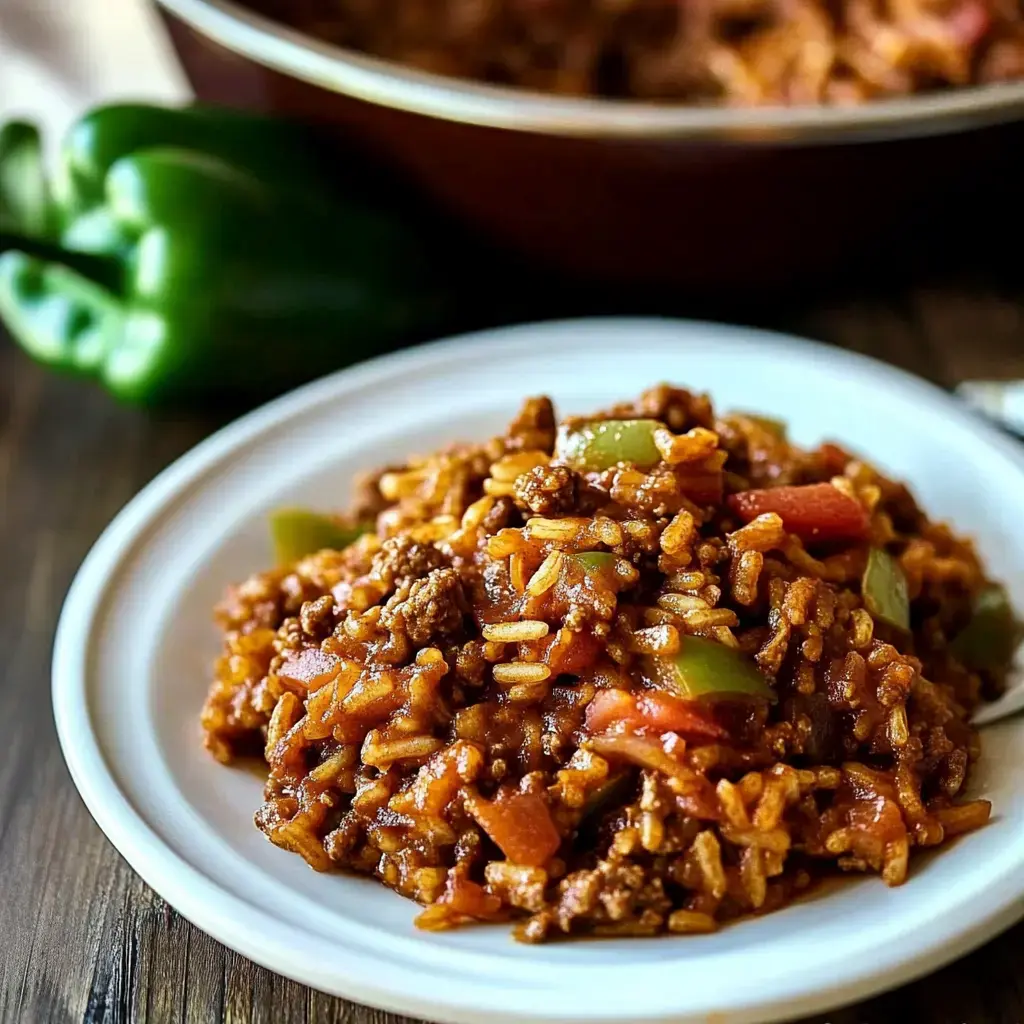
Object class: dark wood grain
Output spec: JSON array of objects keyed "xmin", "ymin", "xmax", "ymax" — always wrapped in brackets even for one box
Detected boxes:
[{"xmin": 2, "ymin": 281, "xmax": 1023, "ymax": 1024}]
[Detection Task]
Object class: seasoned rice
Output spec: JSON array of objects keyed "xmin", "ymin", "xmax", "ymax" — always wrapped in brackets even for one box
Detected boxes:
[
  {"xmin": 202, "ymin": 386, "xmax": 1013, "ymax": 941},
  {"xmin": 249, "ymin": 0, "xmax": 1024, "ymax": 105}
]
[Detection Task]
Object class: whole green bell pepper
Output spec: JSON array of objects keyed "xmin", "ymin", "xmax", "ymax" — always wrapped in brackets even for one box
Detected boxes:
[
  {"xmin": 0, "ymin": 104, "xmax": 453, "ymax": 405},
  {"xmin": 58, "ymin": 103, "xmax": 336, "ymax": 216}
]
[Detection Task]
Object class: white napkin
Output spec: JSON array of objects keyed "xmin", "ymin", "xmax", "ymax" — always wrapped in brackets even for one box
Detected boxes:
[{"xmin": 0, "ymin": 0, "xmax": 192, "ymax": 156}]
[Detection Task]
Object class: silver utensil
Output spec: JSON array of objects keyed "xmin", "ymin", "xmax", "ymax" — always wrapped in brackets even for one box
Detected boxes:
[
  {"xmin": 955, "ymin": 379, "xmax": 1024, "ymax": 725},
  {"xmin": 956, "ymin": 379, "xmax": 1024, "ymax": 438},
  {"xmin": 973, "ymin": 675, "xmax": 1024, "ymax": 726}
]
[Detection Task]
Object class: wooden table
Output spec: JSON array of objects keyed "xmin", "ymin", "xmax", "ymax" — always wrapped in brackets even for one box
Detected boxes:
[{"xmin": 4, "ymin": 278, "xmax": 1024, "ymax": 1024}]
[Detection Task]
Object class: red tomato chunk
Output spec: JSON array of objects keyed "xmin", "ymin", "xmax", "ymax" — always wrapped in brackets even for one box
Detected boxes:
[
  {"xmin": 728, "ymin": 482, "xmax": 869, "ymax": 543},
  {"xmin": 585, "ymin": 688, "xmax": 726, "ymax": 739},
  {"xmin": 469, "ymin": 790, "xmax": 561, "ymax": 867}
]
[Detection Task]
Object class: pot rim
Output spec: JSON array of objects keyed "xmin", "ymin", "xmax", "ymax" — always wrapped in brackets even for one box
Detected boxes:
[{"xmin": 156, "ymin": 0, "xmax": 1024, "ymax": 143}]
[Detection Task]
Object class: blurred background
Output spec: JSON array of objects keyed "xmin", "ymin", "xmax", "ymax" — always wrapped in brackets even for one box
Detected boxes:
[
  {"xmin": 1, "ymin": 0, "xmax": 189, "ymax": 148},
  {"xmin": 3, "ymin": 3, "xmax": 1024, "ymax": 1023},
  {"xmin": 4, "ymin": 0, "xmax": 1024, "ymax": 410}
]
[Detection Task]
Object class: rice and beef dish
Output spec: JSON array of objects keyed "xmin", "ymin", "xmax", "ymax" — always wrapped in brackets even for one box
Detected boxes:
[
  {"xmin": 202, "ymin": 386, "xmax": 1016, "ymax": 942},
  {"xmin": 250, "ymin": 0, "xmax": 1024, "ymax": 104}
]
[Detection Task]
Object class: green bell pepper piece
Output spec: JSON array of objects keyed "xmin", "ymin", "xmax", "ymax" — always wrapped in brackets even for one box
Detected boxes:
[
  {"xmin": 862, "ymin": 547, "xmax": 910, "ymax": 631},
  {"xmin": 571, "ymin": 552, "xmax": 619, "ymax": 576},
  {"xmin": 270, "ymin": 508, "xmax": 369, "ymax": 564},
  {"xmin": 952, "ymin": 584, "xmax": 1020, "ymax": 671},
  {"xmin": 0, "ymin": 146, "xmax": 446, "ymax": 404},
  {"xmin": 556, "ymin": 419, "xmax": 663, "ymax": 471},
  {"xmin": 644, "ymin": 637, "xmax": 777, "ymax": 703}
]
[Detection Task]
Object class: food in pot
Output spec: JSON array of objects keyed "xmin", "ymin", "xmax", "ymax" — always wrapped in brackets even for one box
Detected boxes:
[{"xmin": 247, "ymin": 0, "xmax": 1024, "ymax": 104}]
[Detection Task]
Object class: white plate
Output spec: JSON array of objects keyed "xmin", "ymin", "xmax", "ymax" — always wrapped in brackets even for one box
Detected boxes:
[{"xmin": 53, "ymin": 318, "xmax": 1024, "ymax": 1024}]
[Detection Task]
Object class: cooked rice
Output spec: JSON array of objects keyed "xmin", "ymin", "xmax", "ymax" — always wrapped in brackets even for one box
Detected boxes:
[
  {"xmin": 492, "ymin": 662, "xmax": 554, "ymax": 684},
  {"xmin": 482, "ymin": 620, "xmax": 551, "ymax": 642},
  {"xmin": 526, "ymin": 550, "xmax": 564, "ymax": 596},
  {"xmin": 202, "ymin": 386, "xmax": 1012, "ymax": 942}
]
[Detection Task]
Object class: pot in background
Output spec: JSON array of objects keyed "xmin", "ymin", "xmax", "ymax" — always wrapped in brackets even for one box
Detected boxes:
[{"xmin": 154, "ymin": 0, "xmax": 1024, "ymax": 293}]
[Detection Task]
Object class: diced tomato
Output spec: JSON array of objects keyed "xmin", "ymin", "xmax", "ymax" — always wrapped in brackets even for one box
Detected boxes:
[
  {"xmin": 635, "ymin": 691, "xmax": 728, "ymax": 738},
  {"xmin": 584, "ymin": 688, "xmax": 636, "ymax": 733},
  {"xmin": 674, "ymin": 465, "xmax": 723, "ymax": 505},
  {"xmin": 276, "ymin": 648, "xmax": 341, "ymax": 690},
  {"xmin": 948, "ymin": 0, "xmax": 990, "ymax": 46},
  {"xmin": 728, "ymin": 482, "xmax": 869, "ymax": 543},
  {"xmin": 816, "ymin": 442, "xmax": 852, "ymax": 476},
  {"xmin": 441, "ymin": 874, "xmax": 503, "ymax": 918},
  {"xmin": 543, "ymin": 630, "xmax": 603, "ymax": 676},
  {"xmin": 585, "ymin": 688, "xmax": 726, "ymax": 740},
  {"xmin": 468, "ymin": 790, "xmax": 561, "ymax": 867},
  {"xmin": 846, "ymin": 792, "xmax": 903, "ymax": 835},
  {"xmin": 410, "ymin": 741, "xmax": 484, "ymax": 816}
]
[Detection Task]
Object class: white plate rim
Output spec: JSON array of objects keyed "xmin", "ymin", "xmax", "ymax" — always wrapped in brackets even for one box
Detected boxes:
[{"xmin": 52, "ymin": 317, "xmax": 1024, "ymax": 1024}]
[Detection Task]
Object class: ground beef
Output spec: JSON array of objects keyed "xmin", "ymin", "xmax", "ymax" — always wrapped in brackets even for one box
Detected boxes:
[
  {"xmin": 514, "ymin": 464, "xmax": 576, "ymax": 516},
  {"xmin": 624, "ymin": 385, "xmax": 715, "ymax": 432},
  {"xmin": 505, "ymin": 396, "xmax": 556, "ymax": 453},
  {"xmin": 371, "ymin": 536, "xmax": 448, "ymax": 591},
  {"xmin": 481, "ymin": 496, "xmax": 517, "ymax": 533},
  {"xmin": 299, "ymin": 594, "xmax": 336, "ymax": 639},
  {"xmin": 382, "ymin": 567, "xmax": 468, "ymax": 645}
]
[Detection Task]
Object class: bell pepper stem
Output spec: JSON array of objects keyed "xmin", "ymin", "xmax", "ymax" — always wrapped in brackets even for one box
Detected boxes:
[
  {"xmin": 58, "ymin": 103, "xmax": 333, "ymax": 216},
  {"xmin": 0, "ymin": 122, "xmax": 59, "ymax": 239}
]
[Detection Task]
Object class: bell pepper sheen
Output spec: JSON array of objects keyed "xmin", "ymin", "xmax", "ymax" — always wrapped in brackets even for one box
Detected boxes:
[
  {"xmin": 555, "ymin": 419, "xmax": 663, "ymax": 471},
  {"xmin": 645, "ymin": 636, "xmax": 777, "ymax": 703}
]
